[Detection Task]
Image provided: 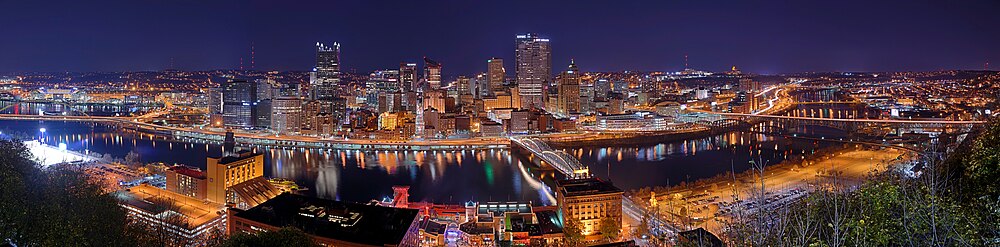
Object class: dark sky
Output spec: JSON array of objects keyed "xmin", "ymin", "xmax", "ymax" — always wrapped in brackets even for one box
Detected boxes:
[{"xmin": 2, "ymin": 0, "xmax": 998, "ymax": 76}]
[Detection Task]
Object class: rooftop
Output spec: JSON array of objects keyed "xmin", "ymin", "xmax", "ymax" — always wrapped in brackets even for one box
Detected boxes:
[
  {"xmin": 557, "ymin": 178, "xmax": 623, "ymax": 197},
  {"xmin": 113, "ymin": 184, "xmax": 225, "ymax": 229},
  {"xmin": 215, "ymin": 150, "xmax": 261, "ymax": 165},
  {"xmin": 167, "ymin": 165, "xmax": 206, "ymax": 179},
  {"xmin": 232, "ymin": 193, "xmax": 419, "ymax": 246}
]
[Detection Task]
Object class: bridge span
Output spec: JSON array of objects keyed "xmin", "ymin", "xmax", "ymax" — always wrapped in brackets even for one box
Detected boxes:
[{"xmin": 508, "ymin": 136, "xmax": 589, "ymax": 178}]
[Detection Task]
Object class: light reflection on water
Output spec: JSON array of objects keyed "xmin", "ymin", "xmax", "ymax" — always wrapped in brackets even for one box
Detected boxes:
[{"xmin": 1, "ymin": 118, "xmax": 848, "ymax": 205}]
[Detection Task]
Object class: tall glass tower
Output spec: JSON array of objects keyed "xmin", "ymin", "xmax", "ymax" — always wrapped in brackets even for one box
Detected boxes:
[
  {"xmin": 312, "ymin": 42, "xmax": 340, "ymax": 100},
  {"xmin": 515, "ymin": 33, "xmax": 551, "ymax": 110}
]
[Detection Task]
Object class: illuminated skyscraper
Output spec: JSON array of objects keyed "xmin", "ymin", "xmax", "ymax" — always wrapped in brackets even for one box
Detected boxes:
[
  {"xmin": 515, "ymin": 33, "xmax": 551, "ymax": 110},
  {"xmin": 400, "ymin": 62, "xmax": 417, "ymax": 92},
  {"xmin": 271, "ymin": 97, "xmax": 302, "ymax": 134},
  {"xmin": 557, "ymin": 60, "xmax": 580, "ymax": 116},
  {"xmin": 312, "ymin": 42, "xmax": 340, "ymax": 100},
  {"xmin": 222, "ymin": 79, "xmax": 256, "ymax": 129},
  {"xmin": 487, "ymin": 57, "xmax": 505, "ymax": 94},
  {"xmin": 423, "ymin": 57, "xmax": 442, "ymax": 90}
]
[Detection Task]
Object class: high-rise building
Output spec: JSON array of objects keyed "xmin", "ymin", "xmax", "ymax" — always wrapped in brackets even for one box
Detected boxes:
[
  {"xmin": 424, "ymin": 57, "xmax": 442, "ymax": 90},
  {"xmin": 400, "ymin": 62, "xmax": 418, "ymax": 92},
  {"xmin": 594, "ymin": 78, "xmax": 611, "ymax": 101},
  {"xmin": 557, "ymin": 178, "xmax": 623, "ymax": 241},
  {"xmin": 254, "ymin": 99, "xmax": 271, "ymax": 129},
  {"xmin": 474, "ymin": 72, "xmax": 489, "ymax": 99},
  {"xmin": 580, "ymin": 81, "xmax": 595, "ymax": 114},
  {"xmin": 557, "ymin": 60, "xmax": 581, "ymax": 116},
  {"xmin": 206, "ymin": 150, "xmax": 264, "ymax": 204},
  {"xmin": 455, "ymin": 75, "xmax": 471, "ymax": 97},
  {"xmin": 313, "ymin": 42, "xmax": 341, "ymax": 100},
  {"xmin": 255, "ymin": 79, "xmax": 273, "ymax": 100},
  {"xmin": 487, "ymin": 57, "xmax": 505, "ymax": 94},
  {"xmin": 222, "ymin": 79, "xmax": 256, "ymax": 129},
  {"xmin": 515, "ymin": 33, "xmax": 551, "ymax": 110},
  {"xmin": 206, "ymin": 87, "xmax": 223, "ymax": 114},
  {"xmin": 271, "ymin": 97, "xmax": 302, "ymax": 134}
]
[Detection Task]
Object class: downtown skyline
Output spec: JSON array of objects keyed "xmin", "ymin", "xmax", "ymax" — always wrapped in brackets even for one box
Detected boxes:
[{"xmin": 1, "ymin": 0, "xmax": 999, "ymax": 75}]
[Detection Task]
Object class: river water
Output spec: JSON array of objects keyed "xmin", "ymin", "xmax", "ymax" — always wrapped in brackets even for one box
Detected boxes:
[{"xmin": 0, "ymin": 119, "xmax": 846, "ymax": 205}]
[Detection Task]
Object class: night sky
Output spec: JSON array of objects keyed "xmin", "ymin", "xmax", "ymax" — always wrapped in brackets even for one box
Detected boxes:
[{"xmin": 2, "ymin": 0, "xmax": 998, "ymax": 76}]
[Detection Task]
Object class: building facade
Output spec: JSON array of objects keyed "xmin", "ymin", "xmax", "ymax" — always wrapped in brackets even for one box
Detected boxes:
[
  {"xmin": 515, "ymin": 33, "xmax": 551, "ymax": 110},
  {"xmin": 556, "ymin": 178, "xmax": 623, "ymax": 242}
]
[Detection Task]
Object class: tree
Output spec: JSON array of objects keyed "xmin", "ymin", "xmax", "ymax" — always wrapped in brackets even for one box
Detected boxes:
[
  {"xmin": 124, "ymin": 150, "xmax": 142, "ymax": 166},
  {"xmin": 599, "ymin": 217, "xmax": 621, "ymax": 243},
  {"xmin": 0, "ymin": 140, "xmax": 152, "ymax": 246},
  {"xmin": 562, "ymin": 217, "xmax": 584, "ymax": 247},
  {"xmin": 214, "ymin": 227, "xmax": 321, "ymax": 247}
]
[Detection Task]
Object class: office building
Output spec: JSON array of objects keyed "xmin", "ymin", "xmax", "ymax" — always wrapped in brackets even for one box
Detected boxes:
[
  {"xmin": 254, "ymin": 99, "xmax": 271, "ymax": 129},
  {"xmin": 516, "ymin": 33, "xmax": 551, "ymax": 110},
  {"xmin": 271, "ymin": 97, "xmax": 302, "ymax": 134},
  {"xmin": 206, "ymin": 87, "xmax": 223, "ymax": 114},
  {"xmin": 488, "ymin": 57, "xmax": 505, "ymax": 93},
  {"xmin": 400, "ymin": 62, "xmax": 418, "ymax": 92},
  {"xmin": 424, "ymin": 57, "xmax": 443, "ymax": 90},
  {"xmin": 557, "ymin": 178, "xmax": 623, "ymax": 242},
  {"xmin": 312, "ymin": 42, "xmax": 341, "ymax": 100},
  {"xmin": 229, "ymin": 193, "xmax": 421, "ymax": 247},
  {"xmin": 557, "ymin": 60, "xmax": 581, "ymax": 116},
  {"xmin": 222, "ymin": 79, "xmax": 256, "ymax": 129}
]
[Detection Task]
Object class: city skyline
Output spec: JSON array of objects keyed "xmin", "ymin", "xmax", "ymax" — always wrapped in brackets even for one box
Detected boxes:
[
  {"xmin": 2, "ymin": 1, "xmax": 1000, "ymax": 246},
  {"xmin": 1, "ymin": 0, "xmax": 998, "ymax": 75}
]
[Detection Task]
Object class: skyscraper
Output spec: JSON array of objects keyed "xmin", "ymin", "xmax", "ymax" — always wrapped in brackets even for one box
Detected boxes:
[
  {"xmin": 271, "ymin": 97, "xmax": 302, "ymax": 134},
  {"xmin": 423, "ymin": 57, "xmax": 442, "ymax": 90},
  {"xmin": 400, "ymin": 62, "xmax": 417, "ymax": 92},
  {"xmin": 487, "ymin": 57, "xmax": 505, "ymax": 94},
  {"xmin": 515, "ymin": 33, "xmax": 551, "ymax": 110},
  {"xmin": 557, "ymin": 60, "xmax": 581, "ymax": 116},
  {"xmin": 222, "ymin": 79, "xmax": 256, "ymax": 129},
  {"xmin": 312, "ymin": 42, "xmax": 340, "ymax": 100}
]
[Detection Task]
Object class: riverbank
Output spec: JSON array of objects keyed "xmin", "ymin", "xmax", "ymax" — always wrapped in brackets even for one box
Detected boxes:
[{"xmin": 627, "ymin": 144, "xmax": 913, "ymax": 236}]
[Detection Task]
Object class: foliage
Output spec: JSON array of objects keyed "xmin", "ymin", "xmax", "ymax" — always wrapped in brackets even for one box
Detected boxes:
[
  {"xmin": 722, "ymin": 120, "xmax": 1000, "ymax": 246},
  {"xmin": 562, "ymin": 217, "xmax": 584, "ymax": 247},
  {"xmin": 0, "ymin": 140, "xmax": 150, "ymax": 246},
  {"xmin": 599, "ymin": 217, "xmax": 621, "ymax": 242}
]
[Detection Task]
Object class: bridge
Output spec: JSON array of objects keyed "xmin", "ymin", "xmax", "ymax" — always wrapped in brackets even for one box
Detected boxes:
[
  {"xmin": 508, "ymin": 136, "xmax": 590, "ymax": 178},
  {"xmin": 508, "ymin": 137, "xmax": 584, "ymax": 175},
  {"xmin": 0, "ymin": 114, "xmax": 509, "ymax": 151},
  {"xmin": 688, "ymin": 106, "xmax": 986, "ymax": 134}
]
